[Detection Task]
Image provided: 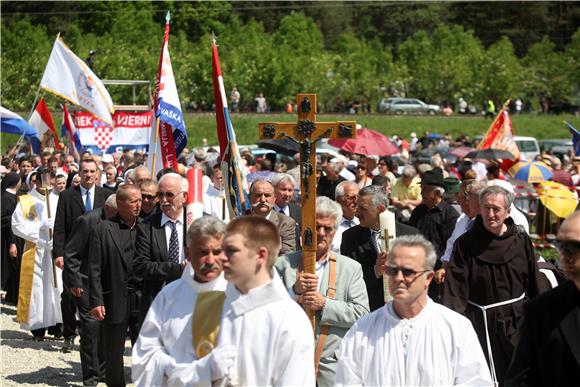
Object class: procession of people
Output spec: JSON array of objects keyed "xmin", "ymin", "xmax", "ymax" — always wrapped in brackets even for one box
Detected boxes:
[{"xmin": 1, "ymin": 129, "xmax": 579, "ymax": 387}]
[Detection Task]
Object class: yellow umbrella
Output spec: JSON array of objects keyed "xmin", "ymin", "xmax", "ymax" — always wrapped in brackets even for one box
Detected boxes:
[{"xmin": 535, "ymin": 181, "xmax": 578, "ymax": 219}]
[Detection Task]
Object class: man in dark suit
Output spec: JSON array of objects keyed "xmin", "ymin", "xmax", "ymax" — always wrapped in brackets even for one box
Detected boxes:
[
  {"xmin": 505, "ymin": 210, "xmax": 580, "ymax": 387},
  {"xmin": 1, "ymin": 173, "xmax": 22, "ymax": 305},
  {"xmin": 272, "ymin": 173, "xmax": 301, "ymax": 250},
  {"xmin": 134, "ymin": 173, "xmax": 188, "ymax": 327},
  {"xmin": 272, "ymin": 173, "xmax": 301, "ymax": 225},
  {"xmin": 249, "ymin": 179, "xmax": 297, "ymax": 255},
  {"xmin": 341, "ymin": 185, "xmax": 420, "ymax": 311},
  {"xmin": 54, "ymin": 158, "xmax": 113, "ymax": 352},
  {"xmin": 63, "ymin": 195, "xmax": 117, "ymax": 386},
  {"xmin": 89, "ymin": 184, "xmax": 142, "ymax": 387}
]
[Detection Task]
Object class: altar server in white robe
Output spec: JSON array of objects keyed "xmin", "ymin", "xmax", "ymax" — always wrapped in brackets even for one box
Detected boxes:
[
  {"xmin": 132, "ymin": 216, "xmax": 229, "ymax": 386},
  {"xmin": 336, "ymin": 234, "xmax": 492, "ymax": 387},
  {"xmin": 167, "ymin": 216, "xmax": 316, "ymax": 386},
  {"xmin": 12, "ymin": 167, "xmax": 63, "ymax": 337}
]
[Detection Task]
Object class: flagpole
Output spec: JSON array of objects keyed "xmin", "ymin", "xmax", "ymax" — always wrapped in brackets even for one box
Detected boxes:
[
  {"xmin": 230, "ymin": 141, "xmax": 247, "ymax": 213},
  {"xmin": 477, "ymin": 98, "xmax": 511, "ymax": 150},
  {"xmin": 151, "ymin": 117, "xmax": 161, "ymax": 178}
]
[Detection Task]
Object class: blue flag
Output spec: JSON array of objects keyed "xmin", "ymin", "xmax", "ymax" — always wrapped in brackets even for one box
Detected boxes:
[
  {"xmin": 1, "ymin": 106, "xmax": 41, "ymax": 152},
  {"xmin": 565, "ymin": 121, "xmax": 580, "ymax": 156}
]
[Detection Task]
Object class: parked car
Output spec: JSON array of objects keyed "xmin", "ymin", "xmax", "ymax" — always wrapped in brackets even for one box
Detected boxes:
[
  {"xmin": 539, "ymin": 139, "xmax": 574, "ymax": 159},
  {"xmin": 378, "ymin": 97, "xmax": 440, "ymax": 115},
  {"xmin": 514, "ymin": 136, "xmax": 540, "ymax": 161}
]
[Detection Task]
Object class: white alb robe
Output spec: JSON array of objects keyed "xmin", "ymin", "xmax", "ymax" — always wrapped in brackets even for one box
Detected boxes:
[
  {"xmin": 11, "ymin": 189, "xmax": 63, "ymax": 330},
  {"xmin": 336, "ymin": 299, "xmax": 492, "ymax": 386},
  {"xmin": 166, "ymin": 270, "xmax": 315, "ymax": 387},
  {"xmin": 131, "ymin": 265, "xmax": 228, "ymax": 387}
]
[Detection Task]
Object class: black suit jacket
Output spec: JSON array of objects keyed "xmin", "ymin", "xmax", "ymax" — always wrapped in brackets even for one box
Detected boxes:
[
  {"xmin": 505, "ymin": 280, "xmax": 580, "ymax": 387},
  {"xmin": 288, "ymin": 203, "xmax": 302, "ymax": 225},
  {"xmin": 88, "ymin": 218, "xmax": 139, "ymax": 324},
  {"xmin": 340, "ymin": 223, "xmax": 421, "ymax": 311},
  {"xmin": 63, "ymin": 208, "xmax": 107, "ymax": 289},
  {"xmin": 54, "ymin": 185, "xmax": 112, "ymax": 258},
  {"xmin": 134, "ymin": 212, "xmax": 182, "ymax": 319}
]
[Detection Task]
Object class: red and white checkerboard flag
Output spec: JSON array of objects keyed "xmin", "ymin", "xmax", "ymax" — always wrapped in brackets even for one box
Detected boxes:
[{"xmin": 93, "ymin": 120, "xmax": 113, "ymax": 151}]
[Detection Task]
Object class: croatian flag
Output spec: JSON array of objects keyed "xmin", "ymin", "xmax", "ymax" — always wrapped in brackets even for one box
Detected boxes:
[
  {"xmin": 0, "ymin": 106, "xmax": 41, "ymax": 152},
  {"xmin": 148, "ymin": 11, "xmax": 187, "ymax": 176},
  {"xmin": 40, "ymin": 36, "xmax": 115, "ymax": 125},
  {"xmin": 212, "ymin": 41, "xmax": 250, "ymax": 218},
  {"xmin": 29, "ymin": 97, "xmax": 62, "ymax": 151},
  {"xmin": 62, "ymin": 103, "xmax": 81, "ymax": 156}
]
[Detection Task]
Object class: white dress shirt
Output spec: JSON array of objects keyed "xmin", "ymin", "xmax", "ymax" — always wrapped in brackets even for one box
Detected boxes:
[
  {"xmin": 331, "ymin": 216, "xmax": 360, "ymax": 252},
  {"xmin": 79, "ymin": 184, "xmax": 96, "ymax": 207}
]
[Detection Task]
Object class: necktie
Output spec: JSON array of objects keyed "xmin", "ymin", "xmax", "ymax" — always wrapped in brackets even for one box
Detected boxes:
[
  {"xmin": 168, "ymin": 221, "xmax": 179, "ymax": 263},
  {"xmin": 279, "ymin": 207, "xmax": 285, "ymax": 214},
  {"xmin": 85, "ymin": 191, "xmax": 92, "ymax": 213}
]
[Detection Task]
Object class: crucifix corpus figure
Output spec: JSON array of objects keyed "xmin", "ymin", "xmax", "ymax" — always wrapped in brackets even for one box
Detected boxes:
[{"xmin": 258, "ymin": 93, "xmax": 356, "ymax": 328}]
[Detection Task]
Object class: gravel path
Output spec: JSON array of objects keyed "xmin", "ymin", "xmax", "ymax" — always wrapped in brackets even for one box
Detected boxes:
[{"xmin": 1, "ymin": 301, "xmax": 134, "ymax": 386}]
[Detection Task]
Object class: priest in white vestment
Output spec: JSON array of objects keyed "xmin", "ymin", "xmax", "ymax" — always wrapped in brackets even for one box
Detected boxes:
[
  {"xmin": 336, "ymin": 234, "xmax": 492, "ymax": 387},
  {"xmin": 170, "ymin": 216, "xmax": 316, "ymax": 386},
  {"xmin": 12, "ymin": 167, "xmax": 63, "ymax": 338},
  {"xmin": 132, "ymin": 216, "xmax": 229, "ymax": 386}
]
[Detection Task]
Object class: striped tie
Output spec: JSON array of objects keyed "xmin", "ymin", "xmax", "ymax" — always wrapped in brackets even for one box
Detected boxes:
[{"xmin": 168, "ymin": 221, "xmax": 179, "ymax": 263}]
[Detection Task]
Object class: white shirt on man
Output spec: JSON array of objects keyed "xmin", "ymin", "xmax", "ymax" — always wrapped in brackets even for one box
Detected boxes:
[
  {"xmin": 79, "ymin": 184, "xmax": 95, "ymax": 207},
  {"xmin": 331, "ymin": 216, "xmax": 359, "ymax": 253},
  {"xmin": 336, "ymin": 298, "xmax": 492, "ymax": 386}
]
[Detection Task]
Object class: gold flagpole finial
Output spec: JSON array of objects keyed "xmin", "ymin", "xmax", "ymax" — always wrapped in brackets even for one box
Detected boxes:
[{"xmin": 211, "ymin": 31, "xmax": 217, "ymax": 46}]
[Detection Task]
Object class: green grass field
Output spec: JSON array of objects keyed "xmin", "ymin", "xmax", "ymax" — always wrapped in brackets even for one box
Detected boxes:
[{"xmin": 2, "ymin": 112, "xmax": 578, "ymax": 153}]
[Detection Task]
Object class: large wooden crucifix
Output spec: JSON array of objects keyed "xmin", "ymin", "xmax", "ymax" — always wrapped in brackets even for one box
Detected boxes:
[{"xmin": 258, "ymin": 93, "xmax": 356, "ymax": 327}]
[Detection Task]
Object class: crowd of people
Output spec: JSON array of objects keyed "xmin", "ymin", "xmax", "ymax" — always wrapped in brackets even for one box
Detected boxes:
[{"xmin": 1, "ymin": 133, "xmax": 579, "ymax": 387}]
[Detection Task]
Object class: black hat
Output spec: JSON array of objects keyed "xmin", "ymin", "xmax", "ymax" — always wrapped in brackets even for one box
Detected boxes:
[{"xmin": 421, "ymin": 169, "xmax": 445, "ymax": 189}]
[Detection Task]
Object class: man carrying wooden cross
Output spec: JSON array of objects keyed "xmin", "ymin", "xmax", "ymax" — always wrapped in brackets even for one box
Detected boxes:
[{"xmin": 276, "ymin": 196, "xmax": 369, "ymax": 386}]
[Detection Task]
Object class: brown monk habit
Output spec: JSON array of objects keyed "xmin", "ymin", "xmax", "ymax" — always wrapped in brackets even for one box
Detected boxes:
[{"xmin": 442, "ymin": 215, "xmax": 548, "ymax": 385}]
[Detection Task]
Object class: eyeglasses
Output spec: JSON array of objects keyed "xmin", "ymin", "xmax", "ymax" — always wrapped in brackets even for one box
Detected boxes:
[
  {"xmin": 142, "ymin": 194, "xmax": 157, "ymax": 200},
  {"xmin": 385, "ymin": 266, "xmax": 431, "ymax": 279},
  {"xmin": 156, "ymin": 191, "xmax": 182, "ymax": 200},
  {"xmin": 554, "ymin": 239, "xmax": 580, "ymax": 257}
]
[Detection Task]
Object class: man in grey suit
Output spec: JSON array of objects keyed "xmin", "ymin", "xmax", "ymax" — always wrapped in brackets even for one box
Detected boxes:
[
  {"xmin": 249, "ymin": 179, "xmax": 297, "ymax": 255},
  {"xmin": 276, "ymin": 196, "xmax": 369, "ymax": 387}
]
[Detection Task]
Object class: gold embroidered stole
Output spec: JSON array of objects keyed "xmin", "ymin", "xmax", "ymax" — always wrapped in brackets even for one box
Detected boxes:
[
  {"xmin": 192, "ymin": 291, "xmax": 226, "ymax": 358},
  {"xmin": 16, "ymin": 194, "xmax": 38, "ymax": 324}
]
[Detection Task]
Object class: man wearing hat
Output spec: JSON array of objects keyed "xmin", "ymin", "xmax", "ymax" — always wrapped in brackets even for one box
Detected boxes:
[
  {"xmin": 443, "ymin": 176, "xmax": 462, "ymax": 214},
  {"xmin": 409, "ymin": 169, "xmax": 459, "ymax": 265}
]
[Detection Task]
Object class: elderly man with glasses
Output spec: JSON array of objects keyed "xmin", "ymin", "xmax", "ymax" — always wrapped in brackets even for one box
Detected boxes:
[
  {"xmin": 134, "ymin": 173, "xmax": 189, "ymax": 329},
  {"xmin": 336, "ymin": 235, "xmax": 492, "ymax": 386},
  {"xmin": 506, "ymin": 210, "xmax": 580, "ymax": 386}
]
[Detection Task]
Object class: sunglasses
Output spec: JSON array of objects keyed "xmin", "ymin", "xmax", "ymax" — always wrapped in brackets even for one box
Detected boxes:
[
  {"xmin": 142, "ymin": 194, "xmax": 157, "ymax": 200},
  {"xmin": 554, "ymin": 239, "xmax": 580, "ymax": 257},
  {"xmin": 385, "ymin": 266, "xmax": 431, "ymax": 279}
]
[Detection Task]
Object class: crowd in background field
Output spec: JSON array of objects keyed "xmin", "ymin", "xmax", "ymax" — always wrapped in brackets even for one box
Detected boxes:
[{"xmin": 1, "ymin": 129, "xmax": 580, "ymax": 386}]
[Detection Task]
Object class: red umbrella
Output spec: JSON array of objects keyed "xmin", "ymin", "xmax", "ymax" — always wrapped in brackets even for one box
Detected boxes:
[
  {"xmin": 448, "ymin": 146, "xmax": 474, "ymax": 158},
  {"xmin": 328, "ymin": 128, "xmax": 400, "ymax": 156}
]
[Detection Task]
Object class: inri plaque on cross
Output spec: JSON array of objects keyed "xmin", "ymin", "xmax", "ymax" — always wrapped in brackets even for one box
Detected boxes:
[{"xmin": 259, "ymin": 93, "xmax": 356, "ymax": 327}]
